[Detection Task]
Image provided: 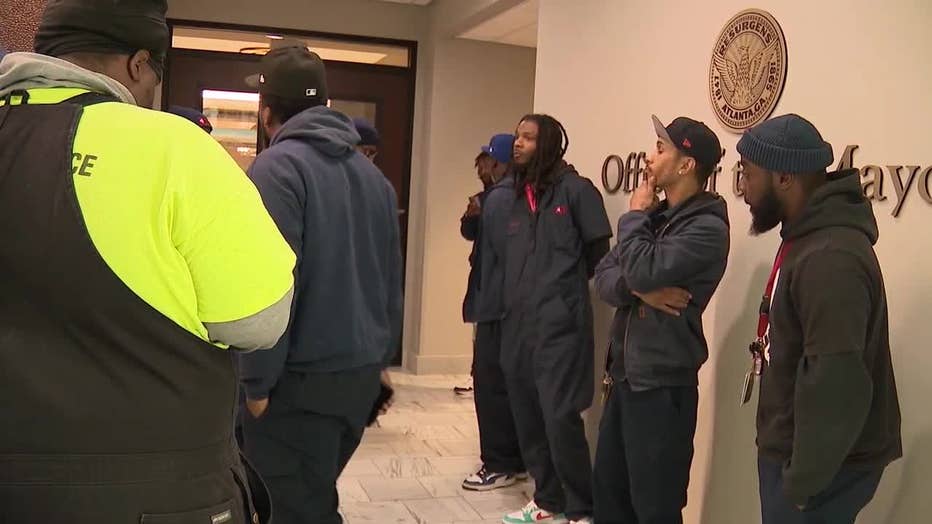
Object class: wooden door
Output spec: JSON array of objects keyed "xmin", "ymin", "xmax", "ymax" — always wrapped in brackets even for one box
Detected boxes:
[{"xmin": 164, "ymin": 48, "xmax": 415, "ymax": 365}]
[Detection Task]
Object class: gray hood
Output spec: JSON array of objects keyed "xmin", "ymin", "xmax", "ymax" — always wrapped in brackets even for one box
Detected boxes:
[
  {"xmin": 271, "ymin": 105, "xmax": 361, "ymax": 158},
  {"xmin": 0, "ymin": 52, "xmax": 136, "ymax": 105}
]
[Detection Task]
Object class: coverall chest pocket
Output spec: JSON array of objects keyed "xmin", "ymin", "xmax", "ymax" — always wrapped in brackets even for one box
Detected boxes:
[{"xmin": 542, "ymin": 202, "xmax": 579, "ymax": 253}]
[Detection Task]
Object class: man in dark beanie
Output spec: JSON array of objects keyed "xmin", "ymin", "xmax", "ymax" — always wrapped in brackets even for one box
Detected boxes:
[
  {"xmin": 353, "ymin": 116, "xmax": 380, "ymax": 162},
  {"xmin": 738, "ymin": 114, "xmax": 901, "ymax": 524},
  {"xmin": 0, "ymin": 1, "xmax": 297, "ymax": 523}
]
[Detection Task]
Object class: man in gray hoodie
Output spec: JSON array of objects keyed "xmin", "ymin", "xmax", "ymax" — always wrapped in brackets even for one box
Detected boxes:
[{"xmin": 238, "ymin": 44, "xmax": 404, "ymax": 524}]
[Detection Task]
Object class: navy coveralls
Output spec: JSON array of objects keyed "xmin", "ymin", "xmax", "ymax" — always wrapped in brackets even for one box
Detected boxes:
[{"xmin": 501, "ymin": 163, "xmax": 612, "ymax": 520}]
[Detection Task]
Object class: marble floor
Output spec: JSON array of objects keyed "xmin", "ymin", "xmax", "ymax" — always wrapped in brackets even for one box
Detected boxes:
[{"xmin": 337, "ymin": 371, "xmax": 533, "ymax": 524}]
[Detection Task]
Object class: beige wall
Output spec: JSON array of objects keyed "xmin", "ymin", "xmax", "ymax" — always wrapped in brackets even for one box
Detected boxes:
[
  {"xmin": 166, "ymin": 0, "xmax": 537, "ymax": 373},
  {"xmin": 535, "ymin": 0, "xmax": 931, "ymax": 522},
  {"xmin": 407, "ymin": 0, "xmax": 536, "ymax": 373}
]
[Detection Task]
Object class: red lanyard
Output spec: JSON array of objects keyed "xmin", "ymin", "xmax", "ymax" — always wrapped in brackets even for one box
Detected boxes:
[
  {"xmin": 524, "ymin": 184, "xmax": 537, "ymax": 214},
  {"xmin": 756, "ymin": 241, "xmax": 793, "ymax": 340}
]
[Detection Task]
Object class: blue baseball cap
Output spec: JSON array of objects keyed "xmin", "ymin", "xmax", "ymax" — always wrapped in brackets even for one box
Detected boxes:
[{"xmin": 481, "ymin": 133, "xmax": 514, "ymax": 165}]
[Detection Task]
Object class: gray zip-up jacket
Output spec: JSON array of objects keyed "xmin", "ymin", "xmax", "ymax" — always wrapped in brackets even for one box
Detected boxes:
[{"xmin": 595, "ymin": 192, "xmax": 730, "ymax": 389}]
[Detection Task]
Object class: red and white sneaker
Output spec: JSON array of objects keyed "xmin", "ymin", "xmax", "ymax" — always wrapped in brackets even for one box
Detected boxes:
[{"xmin": 502, "ymin": 500, "xmax": 567, "ymax": 524}]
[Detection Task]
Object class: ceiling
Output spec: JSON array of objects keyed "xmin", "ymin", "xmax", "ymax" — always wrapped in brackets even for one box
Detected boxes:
[
  {"xmin": 375, "ymin": 0, "xmax": 434, "ymax": 5},
  {"xmin": 171, "ymin": 27, "xmax": 411, "ymax": 66},
  {"xmin": 458, "ymin": 0, "xmax": 538, "ymax": 48}
]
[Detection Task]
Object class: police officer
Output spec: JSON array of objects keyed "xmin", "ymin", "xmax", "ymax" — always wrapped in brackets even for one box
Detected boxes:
[
  {"xmin": 0, "ymin": 1, "xmax": 296, "ymax": 522},
  {"xmin": 501, "ymin": 114, "xmax": 612, "ymax": 524}
]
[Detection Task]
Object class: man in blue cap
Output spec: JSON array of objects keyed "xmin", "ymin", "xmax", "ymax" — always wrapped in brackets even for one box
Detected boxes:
[
  {"xmin": 460, "ymin": 133, "xmax": 527, "ymax": 491},
  {"xmin": 738, "ymin": 114, "xmax": 901, "ymax": 524}
]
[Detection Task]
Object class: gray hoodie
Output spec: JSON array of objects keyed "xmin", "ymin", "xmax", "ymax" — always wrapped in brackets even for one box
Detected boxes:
[
  {"xmin": 238, "ymin": 106, "xmax": 404, "ymax": 399},
  {"xmin": 0, "ymin": 52, "xmax": 135, "ymax": 103}
]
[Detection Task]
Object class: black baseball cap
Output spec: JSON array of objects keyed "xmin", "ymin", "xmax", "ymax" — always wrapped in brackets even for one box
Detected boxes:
[
  {"xmin": 246, "ymin": 42, "xmax": 328, "ymax": 103},
  {"xmin": 652, "ymin": 114, "xmax": 722, "ymax": 168}
]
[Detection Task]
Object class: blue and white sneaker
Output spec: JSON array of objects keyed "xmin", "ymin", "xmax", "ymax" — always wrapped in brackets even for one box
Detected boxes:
[
  {"xmin": 462, "ymin": 466, "xmax": 519, "ymax": 491},
  {"xmin": 502, "ymin": 500, "xmax": 567, "ymax": 524}
]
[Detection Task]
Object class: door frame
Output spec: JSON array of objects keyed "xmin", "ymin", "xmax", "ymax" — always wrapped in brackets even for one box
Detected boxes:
[
  {"xmin": 163, "ymin": 20, "xmax": 418, "ymax": 367},
  {"xmin": 164, "ymin": 19, "xmax": 418, "ymax": 232}
]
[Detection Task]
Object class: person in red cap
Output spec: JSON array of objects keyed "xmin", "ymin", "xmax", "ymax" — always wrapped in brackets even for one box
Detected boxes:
[
  {"xmin": 592, "ymin": 115, "xmax": 729, "ymax": 524},
  {"xmin": 0, "ymin": 1, "xmax": 295, "ymax": 523}
]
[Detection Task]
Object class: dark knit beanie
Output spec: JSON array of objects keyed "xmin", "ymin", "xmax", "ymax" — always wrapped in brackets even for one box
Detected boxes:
[
  {"xmin": 737, "ymin": 114, "xmax": 834, "ymax": 174},
  {"xmin": 353, "ymin": 118, "xmax": 380, "ymax": 146},
  {"xmin": 35, "ymin": 0, "xmax": 169, "ymax": 80}
]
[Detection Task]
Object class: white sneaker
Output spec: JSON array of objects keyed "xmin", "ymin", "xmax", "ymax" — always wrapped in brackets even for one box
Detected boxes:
[
  {"xmin": 462, "ymin": 466, "xmax": 518, "ymax": 491},
  {"xmin": 454, "ymin": 376, "xmax": 474, "ymax": 396},
  {"xmin": 569, "ymin": 518, "xmax": 593, "ymax": 524},
  {"xmin": 502, "ymin": 500, "xmax": 567, "ymax": 524}
]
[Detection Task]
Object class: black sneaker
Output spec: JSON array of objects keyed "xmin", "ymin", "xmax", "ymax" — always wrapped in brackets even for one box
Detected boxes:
[{"xmin": 462, "ymin": 466, "xmax": 518, "ymax": 491}]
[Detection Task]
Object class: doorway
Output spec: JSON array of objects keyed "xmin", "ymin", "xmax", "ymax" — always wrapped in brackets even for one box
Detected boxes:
[{"xmin": 163, "ymin": 22, "xmax": 417, "ymax": 365}]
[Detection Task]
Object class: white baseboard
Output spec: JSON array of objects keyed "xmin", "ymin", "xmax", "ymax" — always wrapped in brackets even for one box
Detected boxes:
[{"xmin": 409, "ymin": 353, "xmax": 472, "ymax": 375}]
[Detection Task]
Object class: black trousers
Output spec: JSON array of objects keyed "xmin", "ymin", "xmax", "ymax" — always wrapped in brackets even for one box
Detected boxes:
[
  {"xmin": 758, "ymin": 456, "xmax": 884, "ymax": 524},
  {"xmin": 0, "ymin": 445, "xmax": 255, "ymax": 523},
  {"xmin": 474, "ymin": 321, "xmax": 525, "ymax": 473},
  {"xmin": 501, "ymin": 329, "xmax": 594, "ymax": 520},
  {"xmin": 243, "ymin": 366, "xmax": 381, "ymax": 524},
  {"xmin": 593, "ymin": 381, "xmax": 699, "ymax": 524}
]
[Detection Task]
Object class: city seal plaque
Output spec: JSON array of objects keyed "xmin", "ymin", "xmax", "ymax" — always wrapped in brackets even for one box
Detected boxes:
[{"xmin": 709, "ymin": 9, "xmax": 788, "ymax": 132}]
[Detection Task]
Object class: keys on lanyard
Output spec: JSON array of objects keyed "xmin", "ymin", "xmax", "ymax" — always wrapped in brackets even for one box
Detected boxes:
[
  {"xmin": 741, "ymin": 339, "xmax": 766, "ymax": 405},
  {"xmin": 740, "ymin": 242, "xmax": 792, "ymax": 406}
]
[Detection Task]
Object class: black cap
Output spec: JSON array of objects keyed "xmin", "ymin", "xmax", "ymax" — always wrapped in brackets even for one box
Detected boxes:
[
  {"xmin": 246, "ymin": 43, "xmax": 328, "ymax": 103},
  {"xmin": 35, "ymin": 0, "xmax": 169, "ymax": 79},
  {"xmin": 652, "ymin": 114, "xmax": 723, "ymax": 168}
]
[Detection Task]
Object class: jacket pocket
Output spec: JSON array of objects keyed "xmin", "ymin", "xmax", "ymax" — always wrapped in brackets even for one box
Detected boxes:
[{"xmin": 140, "ymin": 499, "xmax": 241, "ymax": 524}]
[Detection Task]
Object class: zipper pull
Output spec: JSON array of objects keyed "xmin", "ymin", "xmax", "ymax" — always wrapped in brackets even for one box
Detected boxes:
[{"xmin": 600, "ymin": 372, "xmax": 614, "ymax": 405}]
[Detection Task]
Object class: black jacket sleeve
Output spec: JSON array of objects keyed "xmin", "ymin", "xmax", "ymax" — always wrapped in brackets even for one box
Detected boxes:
[
  {"xmin": 594, "ymin": 242, "xmax": 636, "ymax": 308},
  {"xmin": 616, "ymin": 211, "xmax": 728, "ymax": 293},
  {"xmin": 782, "ymin": 250, "xmax": 874, "ymax": 506}
]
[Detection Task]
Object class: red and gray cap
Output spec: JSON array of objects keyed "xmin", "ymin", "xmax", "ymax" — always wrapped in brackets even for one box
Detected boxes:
[{"xmin": 652, "ymin": 114, "xmax": 723, "ymax": 168}]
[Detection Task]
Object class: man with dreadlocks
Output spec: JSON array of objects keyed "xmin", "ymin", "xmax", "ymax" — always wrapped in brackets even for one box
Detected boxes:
[{"xmin": 499, "ymin": 114, "xmax": 612, "ymax": 524}]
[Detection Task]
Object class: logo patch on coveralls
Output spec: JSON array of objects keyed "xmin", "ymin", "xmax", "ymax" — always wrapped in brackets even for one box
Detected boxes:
[
  {"xmin": 554, "ymin": 205, "xmax": 568, "ymax": 216},
  {"xmin": 211, "ymin": 510, "xmax": 233, "ymax": 524}
]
